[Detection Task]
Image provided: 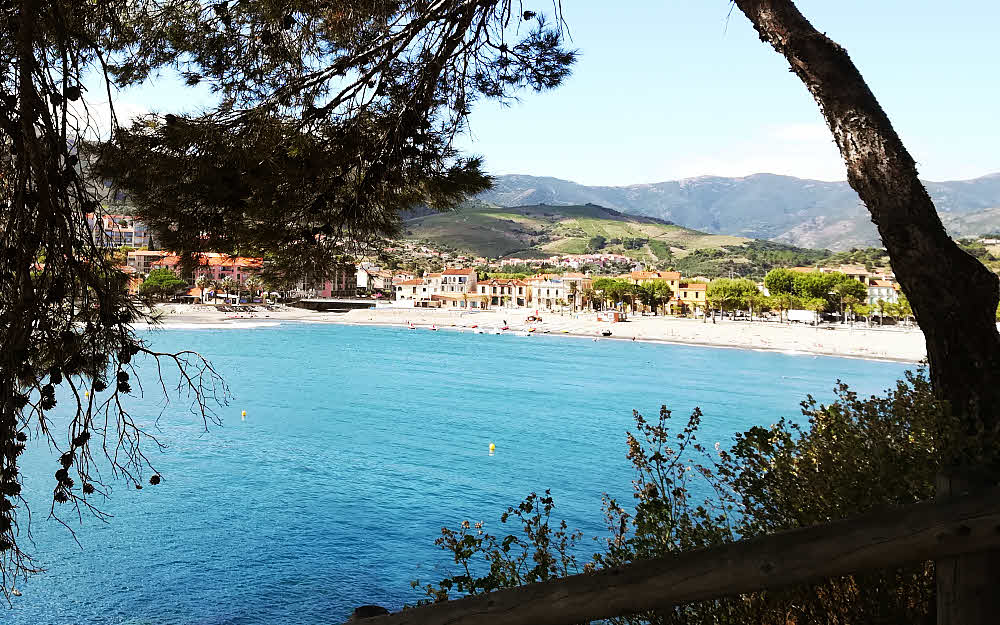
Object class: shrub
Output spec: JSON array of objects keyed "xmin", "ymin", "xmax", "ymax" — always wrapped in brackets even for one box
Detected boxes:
[{"xmin": 419, "ymin": 370, "xmax": 952, "ymax": 624}]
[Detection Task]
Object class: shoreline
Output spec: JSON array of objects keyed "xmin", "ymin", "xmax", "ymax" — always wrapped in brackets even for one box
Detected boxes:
[
  {"xmin": 320, "ymin": 317, "xmax": 922, "ymax": 364},
  {"xmin": 142, "ymin": 304, "xmax": 927, "ymax": 364}
]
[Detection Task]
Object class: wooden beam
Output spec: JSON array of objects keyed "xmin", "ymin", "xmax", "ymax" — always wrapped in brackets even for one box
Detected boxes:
[{"xmin": 357, "ymin": 487, "xmax": 1000, "ymax": 625}]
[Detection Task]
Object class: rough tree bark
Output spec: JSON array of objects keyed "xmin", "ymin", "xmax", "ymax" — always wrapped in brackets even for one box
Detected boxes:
[{"xmin": 731, "ymin": 1, "xmax": 1000, "ymax": 622}]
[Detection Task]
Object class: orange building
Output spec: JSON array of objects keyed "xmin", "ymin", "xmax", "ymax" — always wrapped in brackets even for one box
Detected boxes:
[
  {"xmin": 671, "ymin": 282, "xmax": 708, "ymax": 315},
  {"xmin": 629, "ymin": 270, "xmax": 681, "ymax": 292}
]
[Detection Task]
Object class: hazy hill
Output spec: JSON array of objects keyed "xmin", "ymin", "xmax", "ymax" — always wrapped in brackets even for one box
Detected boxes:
[{"xmin": 476, "ymin": 173, "xmax": 1000, "ymax": 250}]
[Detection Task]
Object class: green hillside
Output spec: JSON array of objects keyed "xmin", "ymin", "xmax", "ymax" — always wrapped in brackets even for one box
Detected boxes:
[{"xmin": 401, "ymin": 202, "xmax": 829, "ymax": 276}]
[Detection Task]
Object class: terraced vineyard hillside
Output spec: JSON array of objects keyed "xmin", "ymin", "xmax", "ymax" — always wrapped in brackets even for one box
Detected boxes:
[
  {"xmin": 400, "ymin": 202, "xmax": 829, "ymax": 277},
  {"xmin": 401, "ymin": 202, "xmax": 744, "ymax": 260}
]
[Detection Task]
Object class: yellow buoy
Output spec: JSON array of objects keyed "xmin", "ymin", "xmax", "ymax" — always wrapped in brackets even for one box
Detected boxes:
[
  {"xmin": 84, "ymin": 391, "xmax": 89, "ymax": 398},
  {"xmin": 241, "ymin": 410, "xmax": 246, "ymax": 416},
  {"xmin": 489, "ymin": 442, "xmax": 496, "ymax": 453}
]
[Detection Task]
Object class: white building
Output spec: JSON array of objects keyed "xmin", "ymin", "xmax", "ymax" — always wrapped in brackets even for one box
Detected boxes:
[
  {"xmin": 477, "ymin": 279, "xmax": 530, "ymax": 308},
  {"xmin": 440, "ymin": 267, "xmax": 477, "ymax": 293},
  {"xmin": 867, "ymin": 279, "xmax": 898, "ymax": 306},
  {"xmin": 532, "ymin": 279, "xmax": 567, "ymax": 310},
  {"xmin": 395, "ymin": 278, "xmax": 437, "ymax": 303},
  {"xmin": 357, "ymin": 263, "xmax": 392, "ymax": 293}
]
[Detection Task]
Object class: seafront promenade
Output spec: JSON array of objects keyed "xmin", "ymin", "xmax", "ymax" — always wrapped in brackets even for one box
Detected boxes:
[{"xmin": 148, "ymin": 304, "xmax": 927, "ymax": 363}]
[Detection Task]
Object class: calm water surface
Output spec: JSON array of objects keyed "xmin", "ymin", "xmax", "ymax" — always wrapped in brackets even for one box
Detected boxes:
[{"xmin": 12, "ymin": 323, "xmax": 910, "ymax": 624}]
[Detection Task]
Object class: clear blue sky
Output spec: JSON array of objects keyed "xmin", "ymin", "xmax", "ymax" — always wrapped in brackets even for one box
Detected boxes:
[{"xmin": 108, "ymin": 1, "xmax": 999, "ymax": 186}]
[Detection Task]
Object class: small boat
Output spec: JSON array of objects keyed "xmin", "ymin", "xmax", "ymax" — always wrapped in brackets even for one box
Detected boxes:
[
  {"xmin": 474, "ymin": 328, "xmax": 486, "ymax": 334},
  {"xmin": 601, "ymin": 329, "xmax": 613, "ymax": 337},
  {"xmin": 492, "ymin": 327, "xmax": 503, "ymax": 335},
  {"xmin": 430, "ymin": 324, "xmax": 438, "ymax": 331},
  {"xmin": 513, "ymin": 330, "xmax": 531, "ymax": 337}
]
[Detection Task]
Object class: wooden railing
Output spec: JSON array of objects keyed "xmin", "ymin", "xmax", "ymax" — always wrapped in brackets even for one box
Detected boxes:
[{"xmin": 354, "ymin": 487, "xmax": 1000, "ymax": 625}]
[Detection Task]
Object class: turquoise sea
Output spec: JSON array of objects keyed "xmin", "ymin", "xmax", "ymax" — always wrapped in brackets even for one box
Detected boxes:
[{"xmin": 12, "ymin": 323, "xmax": 910, "ymax": 624}]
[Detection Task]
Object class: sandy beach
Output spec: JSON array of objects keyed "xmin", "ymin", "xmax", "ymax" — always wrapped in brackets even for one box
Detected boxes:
[{"xmin": 144, "ymin": 303, "xmax": 928, "ymax": 363}]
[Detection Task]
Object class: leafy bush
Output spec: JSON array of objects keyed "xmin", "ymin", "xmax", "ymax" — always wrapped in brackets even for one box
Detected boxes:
[
  {"xmin": 139, "ymin": 268, "xmax": 187, "ymax": 300},
  {"xmin": 419, "ymin": 370, "xmax": 953, "ymax": 624},
  {"xmin": 413, "ymin": 490, "xmax": 582, "ymax": 603},
  {"xmin": 587, "ymin": 235, "xmax": 607, "ymax": 252}
]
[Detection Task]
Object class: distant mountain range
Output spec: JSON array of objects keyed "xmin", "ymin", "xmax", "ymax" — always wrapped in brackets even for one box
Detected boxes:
[{"xmin": 476, "ymin": 173, "xmax": 1000, "ymax": 250}]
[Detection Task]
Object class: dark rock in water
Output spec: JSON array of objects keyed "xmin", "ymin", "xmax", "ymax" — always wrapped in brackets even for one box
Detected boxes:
[{"xmin": 349, "ymin": 605, "xmax": 390, "ymax": 621}]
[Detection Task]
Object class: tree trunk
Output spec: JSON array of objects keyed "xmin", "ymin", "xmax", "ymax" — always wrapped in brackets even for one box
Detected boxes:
[{"xmin": 732, "ymin": 2, "xmax": 1000, "ymax": 622}]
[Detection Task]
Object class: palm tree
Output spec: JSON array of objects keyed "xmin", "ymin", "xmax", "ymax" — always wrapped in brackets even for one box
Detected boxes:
[
  {"xmin": 876, "ymin": 298, "xmax": 889, "ymax": 326},
  {"xmin": 856, "ymin": 303, "xmax": 873, "ymax": 327},
  {"xmin": 842, "ymin": 294, "xmax": 861, "ymax": 326},
  {"xmin": 567, "ymin": 281, "xmax": 579, "ymax": 312},
  {"xmin": 805, "ymin": 297, "xmax": 827, "ymax": 327},
  {"xmin": 245, "ymin": 275, "xmax": 263, "ymax": 302},
  {"xmin": 582, "ymin": 287, "xmax": 596, "ymax": 311},
  {"xmin": 210, "ymin": 279, "xmax": 223, "ymax": 303},
  {"xmin": 221, "ymin": 277, "xmax": 239, "ymax": 303},
  {"xmin": 746, "ymin": 293, "xmax": 769, "ymax": 322},
  {"xmin": 897, "ymin": 294, "xmax": 914, "ymax": 327},
  {"xmin": 195, "ymin": 275, "xmax": 212, "ymax": 303}
]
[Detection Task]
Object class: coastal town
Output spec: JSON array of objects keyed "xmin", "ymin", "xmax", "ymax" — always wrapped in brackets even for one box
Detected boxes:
[
  {"xmin": 84, "ymin": 212, "xmax": 931, "ymax": 362},
  {"xmin": 99, "ymin": 213, "xmax": 909, "ymax": 322}
]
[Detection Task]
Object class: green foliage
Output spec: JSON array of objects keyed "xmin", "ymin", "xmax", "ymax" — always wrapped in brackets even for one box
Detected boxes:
[
  {"xmin": 139, "ymin": 268, "xmax": 187, "ymax": 300},
  {"xmin": 833, "ymin": 276, "xmax": 868, "ymax": 302},
  {"xmin": 956, "ymin": 239, "xmax": 996, "ymax": 261},
  {"xmin": 792, "ymin": 271, "xmax": 838, "ymax": 300},
  {"xmin": 724, "ymin": 240, "xmax": 830, "ymax": 271},
  {"xmin": 647, "ymin": 239, "xmax": 674, "ymax": 264},
  {"xmin": 763, "ymin": 268, "xmax": 796, "ymax": 295},
  {"xmin": 592, "ymin": 278, "xmax": 635, "ymax": 309},
  {"xmin": 673, "ymin": 248, "xmax": 729, "ymax": 279},
  {"xmin": 414, "ymin": 491, "xmax": 582, "ymax": 603},
  {"xmin": 767, "ymin": 292, "xmax": 801, "ymax": 321},
  {"xmin": 633, "ymin": 281, "xmax": 673, "ymax": 314},
  {"xmin": 3, "ymin": 0, "xmax": 577, "ymax": 587},
  {"xmin": 586, "ymin": 235, "xmax": 607, "ymax": 253},
  {"xmin": 673, "ymin": 242, "xmax": 824, "ymax": 281},
  {"xmin": 424, "ymin": 371, "xmax": 968, "ymax": 623},
  {"xmin": 706, "ymin": 278, "xmax": 760, "ymax": 314},
  {"xmin": 823, "ymin": 247, "xmax": 891, "ymax": 270}
]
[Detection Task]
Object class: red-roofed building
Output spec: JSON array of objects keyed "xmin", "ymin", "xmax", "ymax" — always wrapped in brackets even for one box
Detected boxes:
[
  {"xmin": 477, "ymin": 279, "xmax": 530, "ymax": 308},
  {"xmin": 867, "ymin": 279, "xmax": 899, "ymax": 306},
  {"xmin": 671, "ymin": 282, "xmax": 708, "ymax": 316},
  {"xmin": 629, "ymin": 270, "xmax": 681, "ymax": 294},
  {"xmin": 127, "ymin": 250, "xmax": 169, "ymax": 273},
  {"xmin": 151, "ymin": 252, "xmax": 264, "ymax": 285},
  {"xmin": 821, "ymin": 264, "xmax": 870, "ymax": 283},
  {"xmin": 440, "ymin": 267, "xmax": 478, "ymax": 294}
]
